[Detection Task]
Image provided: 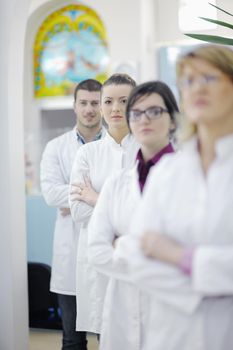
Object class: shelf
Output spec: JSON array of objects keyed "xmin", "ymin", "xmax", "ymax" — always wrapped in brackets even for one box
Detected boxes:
[{"xmin": 35, "ymin": 96, "xmax": 74, "ymax": 110}]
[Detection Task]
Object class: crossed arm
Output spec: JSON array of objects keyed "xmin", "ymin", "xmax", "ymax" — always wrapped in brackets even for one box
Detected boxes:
[
  {"xmin": 69, "ymin": 147, "xmax": 99, "ymax": 223},
  {"xmin": 139, "ymin": 231, "xmax": 233, "ymax": 295},
  {"xmin": 70, "ymin": 174, "xmax": 99, "ymax": 208},
  {"xmin": 40, "ymin": 142, "xmax": 71, "ymax": 217}
]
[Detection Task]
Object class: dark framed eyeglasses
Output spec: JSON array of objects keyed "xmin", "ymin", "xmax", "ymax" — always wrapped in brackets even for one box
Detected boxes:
[
  {"xmin": 178, "ymin": 74, "xmax": 221, "ymax": 90},
  {"xmin": 129, "ymin": 106, "xmax": 169, "ymax": 122}
]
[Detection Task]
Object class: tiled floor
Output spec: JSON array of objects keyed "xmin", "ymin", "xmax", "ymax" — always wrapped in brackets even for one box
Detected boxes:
[{"xmin": 29, "ymin": 329, "xmax": 99, "ymax": 350}]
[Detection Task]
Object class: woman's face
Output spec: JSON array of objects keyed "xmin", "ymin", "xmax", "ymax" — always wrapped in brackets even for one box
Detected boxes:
[
  {"xmin": 129, "ymin": 93, "xmax": 173, "ymax": 149},
  {"xmin": 101, "ymin": 84, "xmax": 133, "ymax": 131},
  {"xmin": 179, "ymin": 58, "xmax": 233, "ymax": 129}
]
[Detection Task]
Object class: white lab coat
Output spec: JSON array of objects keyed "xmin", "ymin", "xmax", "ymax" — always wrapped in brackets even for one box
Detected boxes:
[
  {"xmin": 115, "ymin": 134, "xmax": 233, "ymax": 350},
  {"xmin": 69, "ymin": 132, "xmax": 139, "ymax": 333},
  {"xmin": 88, "ymin": 165, "xmax": 150, "ymax": 350},
  {"xmin": 40, "ymin": 128, "xmax": 104, "ymax": 294}
]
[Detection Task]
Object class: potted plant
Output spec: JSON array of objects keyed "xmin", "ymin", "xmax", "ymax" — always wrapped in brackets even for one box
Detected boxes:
[{"xmin": 185, "ymin": 2, "xmax": 233, "ymax": 46}]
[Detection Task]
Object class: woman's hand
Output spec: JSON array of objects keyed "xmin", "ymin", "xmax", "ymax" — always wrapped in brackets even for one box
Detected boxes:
[
  {"xmin": 140, "ymin": 231, "xmax": 185, "ymax": 267},
  {"xmin": 60, "ymin": 207, "xmax": 71, "ymax": 217},
  {"xmin": 70, "ymin": 176, "xmax": 99, "ymax": 207}
]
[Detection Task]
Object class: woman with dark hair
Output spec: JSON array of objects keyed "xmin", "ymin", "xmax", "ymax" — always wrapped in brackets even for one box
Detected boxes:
[
  {"xmin": 118, "ymin": 45, "xmax": 233, "ymax": 350},
  {"xmin": 69, "ymin": 73, "xmax": 139, "ymax": 337},
  {"xmin": 88, "ymin": 80, "xmax": 179, "ymax": 349}
]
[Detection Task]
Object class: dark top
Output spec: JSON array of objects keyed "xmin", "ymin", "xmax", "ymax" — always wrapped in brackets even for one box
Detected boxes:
[{"xmin": 136, "ymin": 143, "xmax": 174, "ymax": 192}]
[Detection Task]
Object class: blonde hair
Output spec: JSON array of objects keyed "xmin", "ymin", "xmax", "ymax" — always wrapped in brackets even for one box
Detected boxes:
[{"xmin": 176, "ymin": 45, "xmax": 233, "ymax": 142}]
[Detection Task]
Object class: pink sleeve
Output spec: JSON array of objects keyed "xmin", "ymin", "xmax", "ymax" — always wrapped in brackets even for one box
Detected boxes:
[{"xmin": 179, "ymin": 248, "xmax": 195, "ymax": 276}]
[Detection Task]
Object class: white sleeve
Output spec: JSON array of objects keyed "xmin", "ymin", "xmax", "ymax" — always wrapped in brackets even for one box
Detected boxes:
[
  {"xmin": 40, "ymin": 141, "xmax": 69, "ymax": 208},
  {"xmin": 131, "ymin": 166, "xmax": 233, "ymax": 297},
  {"xmin": 114, "ymin": 234, "xmax": 200, "ymax": 313},
  {"xmin": 192, "ymin": 246, "xmax": 233, "ymax": 295},
  {"xmin": 69, "ymin": 146, "xmax": 93, "ymax": 223},
  {"xmin": 88, "ymin": 176, "xmax": 117, "ymax": 277},
  {"xmin": 113, "ymin": 166, "xmax": 201, "ymax": 313}
]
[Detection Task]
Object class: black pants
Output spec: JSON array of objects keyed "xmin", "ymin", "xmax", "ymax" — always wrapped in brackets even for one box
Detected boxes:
[{"xmin": 58, "ymin": 294, "xmax": 87, "ymax": 350}]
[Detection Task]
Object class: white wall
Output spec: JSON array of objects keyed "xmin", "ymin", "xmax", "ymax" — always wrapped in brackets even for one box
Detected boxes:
[
  {"xmin": 155, "ymin": 0, "xmax": 233, "ymax": 44},
  {"xmin": 26, "ymin": 0, "xmax": 233, "ymax": 91},
  {"xmin": 28, "ymin": 0, "xmax": 141, "ymax": 63},
  {"xmin": 0, "ymin": 1, "xmax": 30, "ymax": 349}
]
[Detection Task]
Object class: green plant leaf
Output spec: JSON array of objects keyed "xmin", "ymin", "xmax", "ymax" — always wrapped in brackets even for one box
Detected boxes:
[
  {"xmin": 185, "ymin": 34, "xmax": 233, "ymax": 46},
  {"xmin": 183, "ymin": 3, "xmax": 233, "ymax": 46},
  {"xmin": 199, "ymin": 17, "xmax": 233, "ymax": 30},
  {"xmin": 208, "ymin": 2, "xmax": 233, "ymax": 17}
]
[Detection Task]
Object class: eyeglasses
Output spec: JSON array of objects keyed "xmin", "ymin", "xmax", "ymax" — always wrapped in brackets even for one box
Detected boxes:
[
  {"xmin": 178, "ymin": 74, "xmax": 221, "ymax": 90},
  {"xmin": 129, "ymin": 106, "xmax": 168, "ymax": 122}
]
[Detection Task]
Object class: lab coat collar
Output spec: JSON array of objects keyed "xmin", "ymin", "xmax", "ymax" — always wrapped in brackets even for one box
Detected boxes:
[
  {"xmin": 215, "ymin": 132, "xmax": 233, "ymax": 159},
  {"xmin": 74, "ymin": 125, "xmax": 106, "ymax": 144},
  {"xmin": 183, "ymin": 133, "xmax": 233, "ymax": 160},
  {"xmin": 103, "ymin": 132, "xmax": 135, "ymax": 148},
  {"xmin": 124, "ymin": 163, "xmax": 142, "ymax": 199}
]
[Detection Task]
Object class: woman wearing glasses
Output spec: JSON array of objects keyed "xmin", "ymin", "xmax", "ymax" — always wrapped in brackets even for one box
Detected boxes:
[
  {"xmin": 88, "ymin": 81, "xmax": 179, "ymax": 349},
  {"xmin": 117, "ymin": 45, "xmax": 233, "ymax": 350}
]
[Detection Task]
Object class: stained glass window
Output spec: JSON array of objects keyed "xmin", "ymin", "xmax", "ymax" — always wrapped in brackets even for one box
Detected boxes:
[{"xmin": 34, "ymin": 4, "xmax": 109, "ymax": 98}]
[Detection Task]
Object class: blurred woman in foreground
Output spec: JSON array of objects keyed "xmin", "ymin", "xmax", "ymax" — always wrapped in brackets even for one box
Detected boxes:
[{"xmin": 117, "ymin": 45, "xmax": 233, "ymax": 350}]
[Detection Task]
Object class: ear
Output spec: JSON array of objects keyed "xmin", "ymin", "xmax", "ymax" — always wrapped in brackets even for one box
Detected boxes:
[
  {"xmin": 73, "ymin": 100, "xmax": 76, "ymax": 110},
  {"xmin": 169, "ymin": 119, "xmax": 177, "ymax": 132},
  {"xmin": 99, "ymin": 106, "xmax": 104, "ymax": 120}
]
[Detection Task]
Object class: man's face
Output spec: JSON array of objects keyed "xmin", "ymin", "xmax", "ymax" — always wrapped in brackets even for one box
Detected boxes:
[{"xmin": 74, "ymin": 89, "xmax": 101, "ymax": 129}]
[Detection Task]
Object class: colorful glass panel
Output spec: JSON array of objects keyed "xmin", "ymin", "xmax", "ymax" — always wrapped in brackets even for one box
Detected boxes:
[{"xmin": 34, "ymin": 4, "xmax": 109, "ymax": 97}]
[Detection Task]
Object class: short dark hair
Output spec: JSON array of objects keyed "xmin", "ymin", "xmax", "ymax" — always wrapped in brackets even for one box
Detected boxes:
[
  {"xmin": 74, "ymin": 79, "xmax": 102, "ymax": 101},
  {"xmin": 102, "ymin": 73, "xmax": 136, "ymax": 92},
  {"xmin": 126, "ymin": 81, "xmax": 179, "ymax": 129}
]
